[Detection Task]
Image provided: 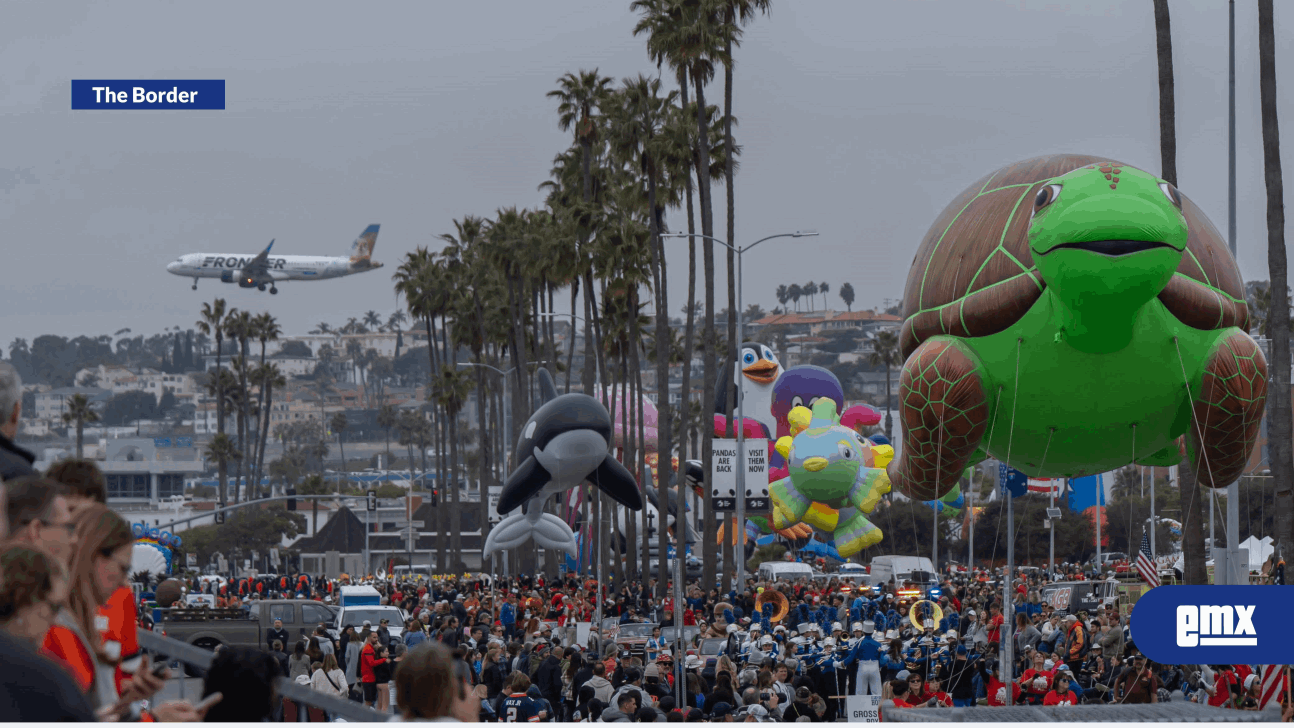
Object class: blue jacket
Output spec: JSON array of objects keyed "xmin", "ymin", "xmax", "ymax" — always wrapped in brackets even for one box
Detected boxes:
[
  {"xmin": 839, "ymin": 636, "xmax": 884, "ymax": 668},
  {"xmin": 500, "ymin": 602, "xmax": 516, "ymax": 626}
]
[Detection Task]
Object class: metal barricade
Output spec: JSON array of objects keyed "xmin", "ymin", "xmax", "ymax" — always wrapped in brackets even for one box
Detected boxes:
[{"xmin": 138, "ymin": 630, "xmax": 387, "ymax": 723}]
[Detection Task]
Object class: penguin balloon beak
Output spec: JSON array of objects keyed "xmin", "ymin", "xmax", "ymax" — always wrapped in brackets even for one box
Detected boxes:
[{"xmin": 743, "ymin": 359, "xmax": 779, "ymax": 384}]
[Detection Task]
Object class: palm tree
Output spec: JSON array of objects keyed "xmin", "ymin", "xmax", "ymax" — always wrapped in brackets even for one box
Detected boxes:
[
  {"xmin": 363, "ymin": 310, "xmax": 383, "ymax": 331},
  {"xmin": 1258, "ymin": 0, "xmax": 1294, "ymax": 563},
  {"xmin": 252, "ymin": 363, "xmax": 284, "ymax": 500},
  {"xmin": 330, "ymin": 412, "xmax": 348, "ymax": 493},
  {"xmin": 61, "ymin": 394, "xmax": 100, "ymax": 458},
  {"xmin": 250, "ymin": 312, "xmax": 281, "ymax": 489},
  {"xmin": 634, "ymin": 0, "xmax": 736, "ymax": 587},
  {"xmin": 387, "ymin": 311, "xmax": 408, "ymax": 360},
  {"xmin": 377, "ymin": 403, "xmax": 399, "ymax": 461},
  {"xmin": 818, "ymin": 282, "xmax": 830, "ymax": 311},
  {"xmin": 223, "ymin": 309, "xmax": 255, "ymax": 504},
  {"xmin": 868, "ymin": 330, "xmax": 901, "ymax": 441},
  {"xmin": 787, "ymin": 283, "xmax": 802, "ymax": 312},
  {"xmin": 204, "ymin": 433, "xmax": 240, "ymax": 505},
  {"xmin": 839, "ymin": 282, "xmax": 855, "ymax": 312},
  {"xmin": 549, "ymin": 69, "xmax": 613, "ymax": 402},
  {"xmin": 775, "ymin": 284, "xmax": 789, "ymax": 312},
  {"xmin": 196, "ymin": 299, "xmax": 229, "ymax": 503},
  {"xmin": 802, "ymin": 281, "xmax": 817, "ymax": 312}
]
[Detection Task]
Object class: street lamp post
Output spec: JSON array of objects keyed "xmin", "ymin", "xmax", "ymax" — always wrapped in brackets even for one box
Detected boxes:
[{"xmin": 662, "ymin": 230, "xmax": 817, "ymax": 592}]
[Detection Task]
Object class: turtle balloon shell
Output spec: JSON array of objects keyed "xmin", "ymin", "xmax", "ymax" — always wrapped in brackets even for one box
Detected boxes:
[{"xmin": 899, "ymin": 154, "xmax": 1247, "ymax": 359}]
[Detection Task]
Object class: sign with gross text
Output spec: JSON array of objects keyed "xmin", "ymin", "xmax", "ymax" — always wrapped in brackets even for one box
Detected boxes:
[
  {"xmin": 845, "ymin": 695, "xmax": 881, "ymax": 722},
  {"xmin": 710, "ymin": 439, "xmax": 768, "ymax": 512}
]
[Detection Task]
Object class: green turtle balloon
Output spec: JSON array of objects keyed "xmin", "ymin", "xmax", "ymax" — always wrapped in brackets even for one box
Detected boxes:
[{"xmin": 890, "ymin": 154, "xmax": 1266, "ymax": 501}]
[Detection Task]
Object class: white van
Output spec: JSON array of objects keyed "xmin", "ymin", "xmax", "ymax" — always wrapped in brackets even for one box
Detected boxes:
[
  {"xmin": 868, "ymin": 556, "xmax": 935, "ymax": 588},
  {"xmin": 757, "ymin": 562, "xmax": 815, "ymax": 582}
]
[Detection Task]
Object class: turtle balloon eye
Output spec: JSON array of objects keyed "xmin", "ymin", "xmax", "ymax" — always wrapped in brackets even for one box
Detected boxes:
[
  {"xmin": 1159, "ymin": 182, "xmax": 1182, "ymax": 208},
  {"xmin": 837, "ymin": 443, "xmax": 855, "ymax": 460},
  {"xmin": 790, "ymin": 396, "xmax": 804, "ymax": 409},
  {"xmin": 1034, "ymin": 184, "xmax": 1062, "ymax": 209}
]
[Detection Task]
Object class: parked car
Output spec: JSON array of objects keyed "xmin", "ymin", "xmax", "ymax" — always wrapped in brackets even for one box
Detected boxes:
[
  {"xmin": 661, "ymin": 624, "xmax": 700, "ymax": 650},
  {"xmin": 158, "ymin": 599, "xmax": 337, "ymax": 675},
  {"xmin": 614, "ymin": 622, "xmax": 658, "ymax": 656}
]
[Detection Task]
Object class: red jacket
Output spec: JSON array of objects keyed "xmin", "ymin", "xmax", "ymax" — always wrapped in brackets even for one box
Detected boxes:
[{"xmin": 359, "ymin": 643, "xmax": 387, "ymax": 684}]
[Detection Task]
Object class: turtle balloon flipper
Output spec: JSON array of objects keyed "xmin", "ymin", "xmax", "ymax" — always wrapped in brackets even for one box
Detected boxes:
[
  {"xmin": 887, "ymin": 337, "xmax": 990, "ymax": 501},
  {"xmin": 1186, "ymin": 330, "xmax": 1268, "ymax": 489}
]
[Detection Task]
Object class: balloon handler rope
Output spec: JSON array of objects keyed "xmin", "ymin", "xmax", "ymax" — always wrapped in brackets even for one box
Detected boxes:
[
  {"xmin": 991, "ymin": 339, "xmax": 1024, "ymax": 569},
  {"xmin": 1173, "ymin": 336, "xmax": 1225, "ymax": 544}
]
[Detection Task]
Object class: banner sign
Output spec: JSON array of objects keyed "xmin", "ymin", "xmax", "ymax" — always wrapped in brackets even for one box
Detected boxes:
[
  {"xmin": 1132, "ymin": 585, "xmax": 1294, "ymax": 665},
  {"xmin": 72, "ymin": 80, "xmax": 225, "ymax": 109}
]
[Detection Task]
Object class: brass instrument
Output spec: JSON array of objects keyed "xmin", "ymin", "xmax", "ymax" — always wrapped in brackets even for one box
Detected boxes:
[{"xmin": 754, "ymin": 588, "xmax": 790, "ymax": 623}]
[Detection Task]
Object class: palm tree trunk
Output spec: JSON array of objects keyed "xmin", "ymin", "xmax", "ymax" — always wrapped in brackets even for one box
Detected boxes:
[
  {"xmin": 678, "ymin": 70, "xmax": 710, "ymax": 588},
  {"xmin": 695, "ymin": 68, "xmax": 722, "ymax": 589},
  {"xmin": 724, "ymin": 37, "xmax": 739, "ymax": 448},
  {"xmin": 566, "ymin": 283, "xmax": 579, "ymax": 394},
  {"xmin": 1180, "ymin": 456, "xmax": 1207, "ymax": 584},
  {"xmin": 651, "ymin": 183, "xmax": 673, "ymax": 600},
  {"xmin": 1153, "ymin": 0, "xmax": 1177, "ymax": 187},
  {"xmin": 76, "ymin": 419, "xmax": 84, "ymax": 459},
  {"xmin": 337, "ymin": 433, "xmax": 346, "ymax": 489},
  {"xmin": 583, "ymin": 268, "xmax": 596, "ymax": 396},
  {"xmin": 450, "ymin": 409, "xmax": 462, "ymax": 569},
  {"xmin": 1259, "ymin": 0, "xmax": 1294, "ymax": 558},
  {"xmin": 257, "ymin": 379, "xmax": 273, "ymax": 494}
]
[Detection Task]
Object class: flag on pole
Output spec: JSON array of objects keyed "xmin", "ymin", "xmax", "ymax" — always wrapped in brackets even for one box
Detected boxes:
[
  {"xmin": 1026, "ymin": 477, "xmax": 1062, "ymax": 495},
  {"xmin": 1135, "ymin": 531, "xmax": 1160, "ymax": 588},
  {"xmin": 1259, "ymin": 664, "xmax": 1288, "ymax": 711}
]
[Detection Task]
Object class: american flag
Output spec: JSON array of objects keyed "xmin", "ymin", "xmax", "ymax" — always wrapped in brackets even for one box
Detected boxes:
[
  {"xmin": 1259, "ymin": 664, "xmax": 1289, "ymax": 711},
  {"xmin": 1135, "ymin": 532, "xmax": 1160, "ymax": 588}
]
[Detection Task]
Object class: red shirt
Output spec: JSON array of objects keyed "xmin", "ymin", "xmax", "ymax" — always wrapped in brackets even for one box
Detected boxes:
[
  {"xmin": 987, "ymin": 614, "xmax": 1004, "ymax": 645},
  {"xmin": 986, "ymin": 679, "xmax": 1022, "ymax": 706},
  {"xmin": 1042, "ymin": 689, "xmax": 1078, "ymax": 706},
  {"xmin": 1020, "ymin": 668, "xmax": 1054, "ymax": 697},
  {"xmin": 890, "ymin": 698, "xmax": 914, "ymax": 708}
]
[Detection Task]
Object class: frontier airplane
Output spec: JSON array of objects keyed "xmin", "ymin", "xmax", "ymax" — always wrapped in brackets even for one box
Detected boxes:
[{"xmin": 166, "ymin": 225, "xmax": 383, "ymax": 294}]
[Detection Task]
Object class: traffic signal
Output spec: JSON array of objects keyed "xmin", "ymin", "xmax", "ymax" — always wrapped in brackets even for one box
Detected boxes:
[
  {"xmin": 432, "ymin": 488, "xmax": 439, "ymax": 506},
  {"xmin": 214, "ymin": 510, "xmax": 226, "ymax": 525},
  {"xmin": 367, "ymin": 490, "xmax": 378, "ymax": 512},
  {"xmin": 287, "ymin": 487, "xmax": 297, "ymax": 511}
]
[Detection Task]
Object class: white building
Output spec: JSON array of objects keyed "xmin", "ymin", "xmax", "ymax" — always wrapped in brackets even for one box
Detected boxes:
[{"xmin": 32, "ymin": 387, "xmax": 112, "ymax": 421}]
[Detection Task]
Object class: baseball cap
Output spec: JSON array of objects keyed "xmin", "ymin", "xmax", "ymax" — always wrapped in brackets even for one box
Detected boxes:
[
  {"xmin": 362, "ymin": 620, "xmax": 372, "ymax": 627},
  {"xmin": 711, "ymin": 702, "xmax": 733, "ymax": 718}
]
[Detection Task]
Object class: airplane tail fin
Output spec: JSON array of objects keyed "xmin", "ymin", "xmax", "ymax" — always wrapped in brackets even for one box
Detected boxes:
[{"xmin": 349, "ymin": 224, "xmax": 380, "ymax": 263}]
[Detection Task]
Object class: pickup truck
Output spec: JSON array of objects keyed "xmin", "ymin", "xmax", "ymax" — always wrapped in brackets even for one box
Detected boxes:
[{"xmin": 158, "ymin": 599, "xmax": 338, "ymax": 673}]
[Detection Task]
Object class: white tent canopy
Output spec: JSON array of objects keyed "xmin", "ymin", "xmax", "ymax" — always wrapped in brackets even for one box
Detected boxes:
[{"xmin": 1239, "ymin": 535, "xmax": 1275, "ymax": 572}]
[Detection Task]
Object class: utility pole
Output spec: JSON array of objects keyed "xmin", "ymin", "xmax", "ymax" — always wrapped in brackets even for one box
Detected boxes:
[{"xmin": 1002, "ymin": 464, "xmax": 1014, "ymax": 707}]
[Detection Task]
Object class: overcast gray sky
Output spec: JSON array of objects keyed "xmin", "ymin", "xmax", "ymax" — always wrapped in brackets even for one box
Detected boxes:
[{"xmin": 2, "ymin": 0, "xmax": 1292, "ymax": 346}]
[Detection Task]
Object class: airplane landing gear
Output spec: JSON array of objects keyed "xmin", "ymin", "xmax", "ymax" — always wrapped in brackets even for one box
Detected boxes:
[
  {"xmin": 192, "ymin": 278, "xmax": 198, "ymax": 290},
  {"xmin": 257, "ymin": 284, "xmax": 267, "ymax": 292},
  {"xmin": 269, "ymin": 286, "xmax": 278, "ymax": 295}
]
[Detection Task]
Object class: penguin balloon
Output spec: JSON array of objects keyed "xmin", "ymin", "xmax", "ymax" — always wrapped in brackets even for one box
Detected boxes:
[
  {"xmin": 482, "ymin": 368, "xmax": 643, "ymax": 558},
  {"xmin": 714, "ymin": 342, "xmax": 783, "ymax": 439}
]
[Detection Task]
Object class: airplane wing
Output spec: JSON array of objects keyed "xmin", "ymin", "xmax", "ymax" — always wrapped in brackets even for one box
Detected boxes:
[{"xmin": 239, "ymin": 240, "xmax": 275, "ymax": 281}]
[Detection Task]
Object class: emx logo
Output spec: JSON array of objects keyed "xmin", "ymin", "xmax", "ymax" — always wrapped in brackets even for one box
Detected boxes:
[
  {"xmin": 1133, "ymin": 586, "xmax": 1292, "ymax": 664},
  {"xmin": 1176, "ymin": 605, "xmax": 1257, "ymax": 646}
]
